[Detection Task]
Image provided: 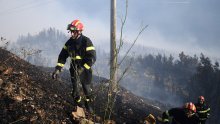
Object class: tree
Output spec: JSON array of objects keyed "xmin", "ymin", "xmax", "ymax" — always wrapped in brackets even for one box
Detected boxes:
[
  {"xmin": 106, "ymin": 0, "xmax": 148, "ymax": 120},
  {"xmin": 189, "ymin": 53, "xmax": 214, "ymax": 98},
  {"xmin": 110, "ymin": 0, "xmax": 117, "ymax": 93}
]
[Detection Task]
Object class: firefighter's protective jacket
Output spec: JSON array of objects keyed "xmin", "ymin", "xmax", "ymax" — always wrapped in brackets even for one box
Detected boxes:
[
  {"xmin": 195, "ymin": 102, "xmax": 210, "ymax": 121},
  {"xmin": 162, "ymin": 108, "xmax": 199, "ymax": 124},
  {"xmin": 56, "ymin": 35, "xmax": 96, "ymax": 70}
]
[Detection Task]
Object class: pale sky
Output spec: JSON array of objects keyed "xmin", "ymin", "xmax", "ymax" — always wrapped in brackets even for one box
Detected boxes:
[{"xmin": 0, "ymin": 0, "xmax": 219, "ymax": 57}]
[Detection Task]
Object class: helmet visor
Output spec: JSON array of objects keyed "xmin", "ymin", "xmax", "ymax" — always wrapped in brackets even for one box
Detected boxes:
[{"xmin": 67, "ymin": 24, "xmax": 78, "ymax": 31}]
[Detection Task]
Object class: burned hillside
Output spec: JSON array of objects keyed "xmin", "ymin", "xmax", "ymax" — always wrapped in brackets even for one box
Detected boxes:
[
  {"xmin": 0, "ymin": 48, "xmax": 75, "ymax": 123},
  {"xmin": 0, "ymin": 48, "xmax": 164, "ymax": 123}
]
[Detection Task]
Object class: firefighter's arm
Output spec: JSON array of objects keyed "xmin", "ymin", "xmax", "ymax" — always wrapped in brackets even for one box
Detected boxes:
[
  {"xmin": 197, "ymin": 106, "xmax": 211, "ymax": 118},
  {"xmin": 82, "ymin": 39, "xmax": 96, "ymax": 70},
  {"xmin": 206, "ymin": 106, "xmax": 211, "ymax": 118},
  {"xmin": 56, "ymin": 44, "xmax": 69, "ymax": 70},
  {"xmin": 162, "ymin": 110, "xmax": 170, "ymax": 124},
  {"xmin": 52, "ymin": 44, "xmax": 69, "ymax": 79}
]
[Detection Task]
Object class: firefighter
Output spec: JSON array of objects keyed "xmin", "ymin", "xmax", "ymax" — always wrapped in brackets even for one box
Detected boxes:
[
  {"xmin": 52, "ymin": 19, "xmax": 96, "ymax": 113},
  {"xmin": 162, "ymin": 102, "xmax": 199, "ymax": 124},
  {"xmin": 195, "ymin": 96, "xmax": 210, "ymax": 124}
]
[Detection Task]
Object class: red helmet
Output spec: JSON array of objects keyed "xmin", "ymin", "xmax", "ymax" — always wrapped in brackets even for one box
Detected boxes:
[
  {"xmin": 184, "ymin": 102, "xmax": 196, "ymax": 113},
  {"xmin": 198, "ymin": 96, "xmax": 205, "ymax": 102},
  {"xmin": 67, "ymin": 19, "xmax": 84, "ymax": 31}
]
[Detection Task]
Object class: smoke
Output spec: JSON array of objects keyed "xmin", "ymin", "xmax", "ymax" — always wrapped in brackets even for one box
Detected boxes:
[
  {"xmin": 120, "ymin": 66, "xmax": 185, "ymax": 107},
  {"xmin": 7, "ymin": 27, "xmax": 219, "ymax": 108}
]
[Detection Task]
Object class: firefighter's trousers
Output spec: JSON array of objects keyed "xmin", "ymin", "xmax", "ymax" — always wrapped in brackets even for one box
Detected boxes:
[{"xmin": 69, "ymin": 67, "xmax": 93, "ymax": 104}]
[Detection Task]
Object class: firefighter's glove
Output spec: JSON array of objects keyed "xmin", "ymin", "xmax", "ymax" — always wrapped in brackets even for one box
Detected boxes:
[{"xmin": 52, "ymin": 66, "xmax": 62, "ymax": 79}]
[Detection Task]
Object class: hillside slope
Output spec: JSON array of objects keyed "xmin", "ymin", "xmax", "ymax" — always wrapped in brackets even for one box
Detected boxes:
[
  {"xmin": 0, "ymin": 48, "xmax": 74, "ymax": 123},
  {"xmin": 0, "ymin": 48, "xmax": 163, "ymax": 124}
]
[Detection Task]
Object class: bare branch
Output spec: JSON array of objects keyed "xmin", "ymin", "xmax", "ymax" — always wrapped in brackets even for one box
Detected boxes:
[
  {"xmin": 19, "ymin": 47, "xmax": 42, "ymax": 59},
  {"xmin": 117, "ymin": 59, "xmax": 133, "ymax": 84},
  {"xmin": 118, "ymin": 24, "xmax": 148, "ymax": 66},
  {"xmin": 117, "ymin": 0, "xmax": 128, "ymax": 55}
]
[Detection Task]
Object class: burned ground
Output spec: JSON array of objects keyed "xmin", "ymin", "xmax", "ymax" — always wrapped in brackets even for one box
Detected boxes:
[
  {"xmin": 0, "ymin": 48, "xmax": 75, "ymax": 123},
  {"xmin": 0, "ymin": 48, "xmax": 164, "ymax": 124}
]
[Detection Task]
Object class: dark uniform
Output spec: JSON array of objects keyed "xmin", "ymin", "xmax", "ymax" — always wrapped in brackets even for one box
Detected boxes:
[
  {"xmin": 162, "ymin": 108, "xmax": 199, "ymax": 124},
  {"xmin": 56, "ymin": 34, "xmax": 96, "ymax": 112},
  {"xmin": 195, "ymin": 103, "xmax": 210, "ymax": 124}
]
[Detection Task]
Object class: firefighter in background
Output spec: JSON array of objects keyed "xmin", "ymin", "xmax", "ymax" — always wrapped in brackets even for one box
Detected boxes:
[
  {"xmin": 195, "ymin": 96, "xmax": 210, "ymax": 124},
  {"xmin": 52, "ymin": 19, "xmax": 96, "ymax": 113},
  {"xmin": 162, "ymin": 102, "xmax": 199, "ymax": 124}
]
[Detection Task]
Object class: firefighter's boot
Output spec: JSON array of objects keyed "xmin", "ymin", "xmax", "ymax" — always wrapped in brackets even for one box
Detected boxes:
[
  {"xmin": 73, "ymin": 96, "xmax": 82, "ymax": 111},
  {"xmin": 85, "ymin": 99, "xmax": 94, "ymax": 114}
]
